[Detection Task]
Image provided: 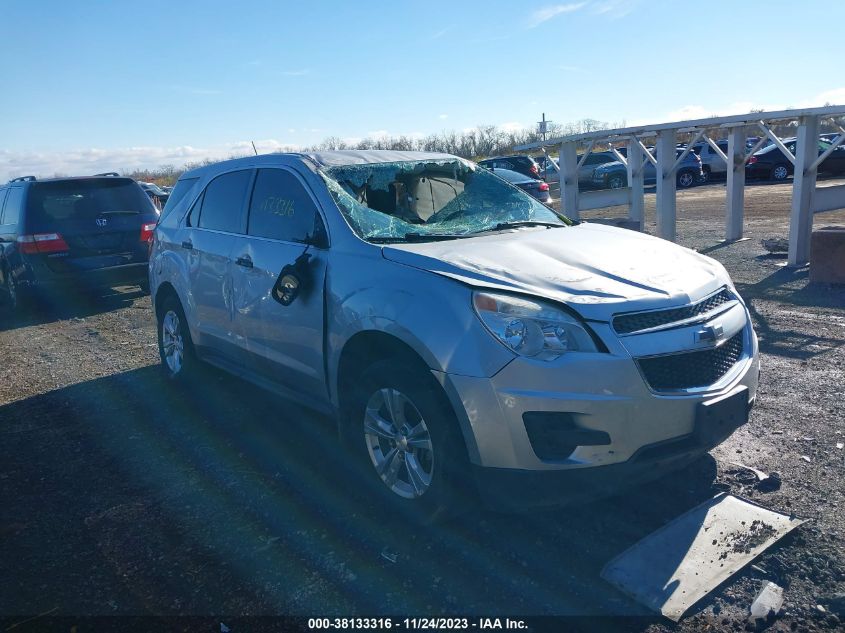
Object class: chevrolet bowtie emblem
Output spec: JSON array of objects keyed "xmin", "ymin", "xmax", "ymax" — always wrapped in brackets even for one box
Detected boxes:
[{"xmin": 696, "ymin": 324, "xmax": 724, "ymax": 343}]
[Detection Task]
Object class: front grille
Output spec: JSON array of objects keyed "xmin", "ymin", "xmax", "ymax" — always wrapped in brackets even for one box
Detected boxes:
[
  {"xmin": 613, "ymin": 288, "xmax": 735, "ymax": 334},
  {"xmin": 636, "ymin": 330, "xmax": 745, "ymax": 391}
]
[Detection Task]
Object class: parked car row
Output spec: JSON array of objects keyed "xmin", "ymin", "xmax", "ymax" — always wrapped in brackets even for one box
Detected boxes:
[
  {"xmin": 477, "ymin": 131, "xmax": 845, "ymax": 194},
  {"xmin": 0, "ymin": 150, "xmax": 761, "ymax": 522},
  {"xmin": 591, "ymin": 147, "xmax": 704, "ymax": 189}
]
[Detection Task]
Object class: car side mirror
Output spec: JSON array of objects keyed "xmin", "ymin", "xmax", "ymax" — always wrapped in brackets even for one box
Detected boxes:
[{"xmin": 272, "ymin": 251, "xmax": 313, "ymax": 306}]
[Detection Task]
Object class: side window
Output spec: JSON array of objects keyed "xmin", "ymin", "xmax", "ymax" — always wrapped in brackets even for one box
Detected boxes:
[
  {"xmin": 0, "ymin": 190, "xmax": 8, "ymax": 224},
  {"xmin": 585, "ymin": 154, "xmax": 611, "ymax": 165},
  {"xmin": 1, "ymin": 187, "xmax": 24, "ymax": 227},
  {"xmin": 197, "ymin": 170, "xmax": 252, "ymax": 233},
  {"xmin": 247, "ymin": 169, "xmax": 324, "ymax": 243},
  {"xmin": 159, "ymin": 177, "xmax": 200, "ymax": 223}
]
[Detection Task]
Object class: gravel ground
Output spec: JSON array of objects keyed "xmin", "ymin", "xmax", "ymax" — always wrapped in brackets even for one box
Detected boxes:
[{"xmin": 1, "ymin": 179, "xmax": 844, "ymax": 631}]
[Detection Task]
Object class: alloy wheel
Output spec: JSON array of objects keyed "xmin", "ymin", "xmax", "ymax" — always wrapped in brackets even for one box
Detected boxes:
[
  {"xmin": 363, "ymin": 388, "xmax": 434, "ymax": 499},
  {"xmin": 161, "ymin": 310, "xmax": 184, "ymax": 374},
  {"xmin": 678, "ymin": 171, "xmax": 695, "ymax": 188}
]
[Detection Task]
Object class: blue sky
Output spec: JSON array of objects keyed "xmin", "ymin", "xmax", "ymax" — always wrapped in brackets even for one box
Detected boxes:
[{"xmin": 1, "ymin": 0, "xmax": 843, "ymax": 178}]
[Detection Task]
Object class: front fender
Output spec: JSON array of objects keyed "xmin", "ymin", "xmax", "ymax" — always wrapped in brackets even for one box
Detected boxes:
[{"xmin": 326, "ymin": 257, "xmax": 515, "ymax": 407}]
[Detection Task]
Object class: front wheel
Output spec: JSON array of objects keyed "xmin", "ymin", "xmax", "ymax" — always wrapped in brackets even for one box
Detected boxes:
[
  {"xmin": 344, "ymin": 360, "xmax": 471, "ymax": 524},
  {"xmin": 677, "ymin": 170, "xmax": 697, "ymax": 189}
]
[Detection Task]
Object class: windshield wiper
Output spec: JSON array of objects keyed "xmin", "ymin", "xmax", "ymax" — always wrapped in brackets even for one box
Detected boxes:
[
  {"xmin": 404, "ymin": 232, "xmax": 467, "ymax": 242},
  {"xmin": 489, "ymin": 220, "xmax": 565, "ymax": 232},
  {"xmin": 367, "ymin": 232, "xmax": 468, "ymax": 244}
]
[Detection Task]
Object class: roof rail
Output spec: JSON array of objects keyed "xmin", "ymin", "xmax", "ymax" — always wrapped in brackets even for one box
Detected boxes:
[
  {"xmin": 9, "ymin": 176, "xmax": 37, "ymax": 183},
  {"xmin": 93, "ymin": 172, "xmax": 120, "ymax": 177}
]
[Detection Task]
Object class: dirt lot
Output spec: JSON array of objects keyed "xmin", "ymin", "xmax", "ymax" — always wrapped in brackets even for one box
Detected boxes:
[{"xmin": 1, "ymin": 179, "xmax": 844, "ymax": 631}]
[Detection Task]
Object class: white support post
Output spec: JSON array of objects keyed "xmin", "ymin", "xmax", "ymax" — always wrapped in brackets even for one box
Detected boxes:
[
  {"xmin": 655, "ymin": 129, "xmax": 677, "ymax": 241},
  {"xmin": 788, "ymin": 115, "xmax": 820, "ymax": 266},
  {"xmin": 725, "ymin": 126, "xmax": 746, "ymax": 241},
  {"xmin": 559, "ymin": 141, "xmax": 580, "ymax": 221},
  {"xmin": 627, "ymin": 138, "xmax": 644, "ymax": 230}
]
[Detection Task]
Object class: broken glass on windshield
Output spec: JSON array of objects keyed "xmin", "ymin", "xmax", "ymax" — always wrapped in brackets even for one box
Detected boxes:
[{"xmin": 320, "ymin": 159, "xmax": 569, "ymax": 242}]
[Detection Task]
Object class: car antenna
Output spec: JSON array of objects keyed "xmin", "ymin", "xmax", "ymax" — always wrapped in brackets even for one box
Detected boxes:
[{"xmin": 251, "ymin": 141, "xmax": 258, "ymax": 156}]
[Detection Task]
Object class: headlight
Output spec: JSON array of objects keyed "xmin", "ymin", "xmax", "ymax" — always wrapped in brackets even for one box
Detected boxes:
[{"xmin": 473, "ymin": 291, "xmax": 598, "ymax": 360}]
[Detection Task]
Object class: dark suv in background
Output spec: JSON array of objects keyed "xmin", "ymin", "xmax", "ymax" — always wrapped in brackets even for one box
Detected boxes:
[
  {"xmin": 0, "ymin": 174, "xmax": 158, "ymax": 313},
  {"xmin": 476, "ymin": 155, "xmax": 541, "ymax": 179}
]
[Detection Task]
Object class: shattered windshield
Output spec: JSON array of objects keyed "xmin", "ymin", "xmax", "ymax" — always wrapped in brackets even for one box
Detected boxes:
[{"xmin": 320, "ymin": 159, "xmax": 569, "ymax": 242}]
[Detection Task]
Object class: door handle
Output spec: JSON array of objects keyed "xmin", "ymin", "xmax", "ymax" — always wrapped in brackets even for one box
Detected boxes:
[
  {"xmin": 236, "ymin": 255, "xmax": 253, "ymax": 269},
  {"xmin": 181, "ymin": 240, "xmax": 193, "ymax": 250}
]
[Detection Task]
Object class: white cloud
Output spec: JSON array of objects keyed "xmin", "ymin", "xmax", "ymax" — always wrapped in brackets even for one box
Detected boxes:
[
  {"xmin": 590, "ymin": 0, "xmax": 638, "ymax": 18},
  {"xmin": 499, "ymin": 121, "xmax": 526, "ymax": 132},
  {"xmin": 526, "ymin": 2, "xmax": 586, "ymax": 28},
  {"xmin": 438, "ymin": 114, "xmax": 449, "ymax": 119},
  {"xmin": 626, "ymin": 86, "xmax": 845, "ymax": 128},
  {"xmin": 0, "ymin": 140, "xmax": 300, "ymax": 182},
  {"xmin": 431, "ymin": 26, "xmax": 453, "ymax": 40},
  {"xmin": 795, "ymin": 86, "xmax": 845, "ymax": 109}
]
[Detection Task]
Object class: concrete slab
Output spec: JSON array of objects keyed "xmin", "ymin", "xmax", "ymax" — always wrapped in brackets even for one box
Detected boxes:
[{"xmin": 601, "ymin": 494, "xmax": 806, "ymax": 621}]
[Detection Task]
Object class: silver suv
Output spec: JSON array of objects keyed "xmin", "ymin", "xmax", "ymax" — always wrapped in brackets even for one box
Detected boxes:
[{"xmin": 149, "ymin": 151, "xmax": 759, "ymax": 520}]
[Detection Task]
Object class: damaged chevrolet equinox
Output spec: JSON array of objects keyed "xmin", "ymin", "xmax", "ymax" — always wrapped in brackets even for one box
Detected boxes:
[{"xmin": 149, "ymin": 151, "xmax": 759, "ymax": 521}]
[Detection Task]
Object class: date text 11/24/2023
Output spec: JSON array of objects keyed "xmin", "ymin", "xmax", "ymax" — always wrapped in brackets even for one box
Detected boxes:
[{"xmin": 307, "ymin": 617, "xmax": 528, "ymax": 630}]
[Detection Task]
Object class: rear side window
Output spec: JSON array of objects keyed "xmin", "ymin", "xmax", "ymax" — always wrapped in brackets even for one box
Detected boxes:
[
  {"xmin": 197, "ymin": 170, "xmax": 252, "ymax": 233},
  {"xmin": 247, "ymin": 169, "xmax": 323, "ymax": 243},
  {"xmin": 0, "ymin": 190, "xmax": 8, "ymax": 223},
  {"xmin": 2, "ymin": 187, "xmax": 25, "ymax": 227},
  {"xmin": 159, "ymin": 177, "xmax": 199, "ymax": 223},
  {"xmin": 26, "ymin": 180, "xmax": 152, "ymax": 226}
]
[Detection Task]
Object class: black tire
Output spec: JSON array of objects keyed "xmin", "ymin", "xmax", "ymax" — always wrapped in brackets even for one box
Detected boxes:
[
  {"xmin": 770, "ymin": 164, "xmax": 790, "ymax": 181},
  {"xmin": 138, "ymin": 277, "xmax": 150, "ymax": 295},
  {"xmin": 608, "ymin": 173, "xmax": 626, "ymax": 189},
  {"xmin": 676, "ymin": 169, "xmax": 697, "ymax": 189},
  {"xmin": 342, "ymin": 359, "xmax": 472, "ymax": 525},
  {"xmin": 156, "ymin": 294, "xmax": 197, "ymax": 381},
  {"xmin": 0, "ymin": 269, "xmax": 23, "ymax": 318}
]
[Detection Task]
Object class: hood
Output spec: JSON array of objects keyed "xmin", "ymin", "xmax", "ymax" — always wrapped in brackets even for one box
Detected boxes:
[{"xmin": 381, "ymin": 223, "xmax": 730, "ymax": 322}]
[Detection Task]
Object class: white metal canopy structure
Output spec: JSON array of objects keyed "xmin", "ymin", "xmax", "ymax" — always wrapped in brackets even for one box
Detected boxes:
[{"xmin": 515, "ymin": 105, "xmax": 845, "ymax": 266}]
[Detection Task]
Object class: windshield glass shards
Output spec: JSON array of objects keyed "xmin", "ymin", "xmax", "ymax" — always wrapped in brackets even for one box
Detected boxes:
[{"xmin": 320, "ymin": 159, "xmax": 569, "ymax": 243}]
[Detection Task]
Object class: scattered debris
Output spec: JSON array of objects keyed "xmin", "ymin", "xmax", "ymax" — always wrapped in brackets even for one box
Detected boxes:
[
  {"xmin": 221, "ymin": 623, "xmax": 230, "ymax": 633},
  {"xmin": 601, "ymin": 494, "xmax": 806, "ymax": 622},
  {"xmin": 729, "ymin": 461, "xmax": 770, "ymax": 483},
  {"xmin": 749, "ymin": 581, "xmax": 784, "ymax": 622},
  {"xmin": 837, "ymin": 443, "xmax": 844, "ymax": 450},
  {"xmin": 761, "ymin": 238, "xmax": 789, "ymax": 253},
  {"xmin": 819, "ymin": 592, "xmax": 845, "ymax": 616},
  {"xmin": 380, "ymin": 546, "xmax": 398, "ymax": 563},
  {"xmin": 800, "ymin": 455, "xmax": 812, "ymax": 463},
  {"xmin": 756, "ymin": 472, "xmax": 782, "ymax": 493}
]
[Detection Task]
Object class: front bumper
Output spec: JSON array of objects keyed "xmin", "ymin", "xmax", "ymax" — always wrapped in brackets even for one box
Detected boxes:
[
  {"xmin": 470, "ymin": 414, "xmax": 741, "ymax": 509},
  {"xmin": 437, "ymin": 313, "xmax": 759, "ymax": 505}
]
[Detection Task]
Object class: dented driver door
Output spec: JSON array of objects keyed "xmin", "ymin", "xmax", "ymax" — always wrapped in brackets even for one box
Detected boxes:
[{"xmin": 230, "ymin": 167, "xmax": 329, "ymax": 402}]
